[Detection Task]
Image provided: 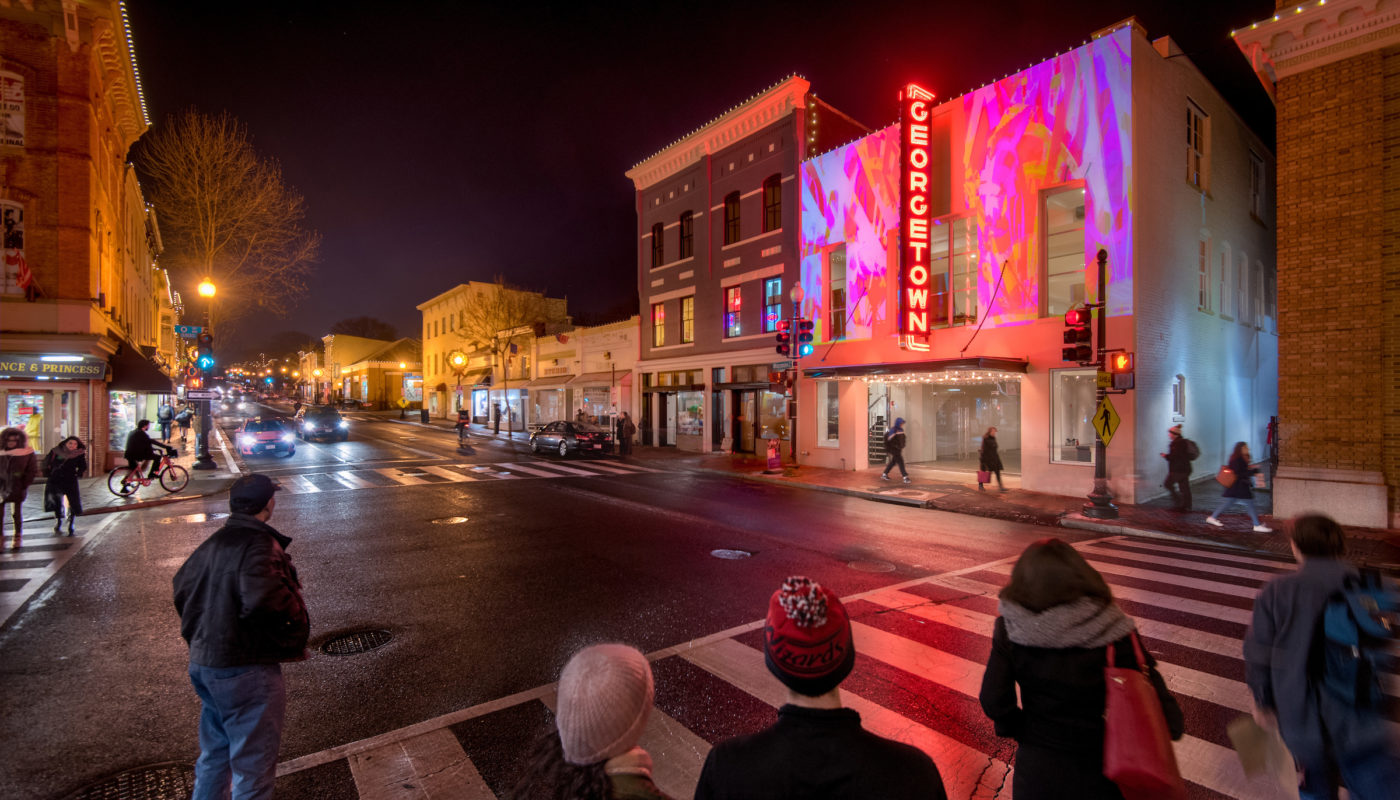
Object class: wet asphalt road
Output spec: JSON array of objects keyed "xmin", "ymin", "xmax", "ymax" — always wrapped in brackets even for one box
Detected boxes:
[{"xmin": 0, "ymin": 404, "xmax": 1089, "ymax": 798}]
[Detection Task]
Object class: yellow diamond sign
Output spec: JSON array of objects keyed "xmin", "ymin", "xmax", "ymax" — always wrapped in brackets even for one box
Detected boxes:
[{"xmin": 1092, "ymin": 395, "xmax": 1121, "ymax": 446}]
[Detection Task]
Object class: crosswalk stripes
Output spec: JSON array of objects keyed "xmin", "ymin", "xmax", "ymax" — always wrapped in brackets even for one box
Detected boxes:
[
  {"xmin": 271, "ymin": 459, "xmax": 674, "ymax": 496},
  {"xmin": 275, "ymin": 534, "xmax": 1400, "ymax": 799}
]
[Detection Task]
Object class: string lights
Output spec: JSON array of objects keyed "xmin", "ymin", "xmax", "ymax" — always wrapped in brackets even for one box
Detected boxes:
[
  {"xmin": 1232, "ymin": 0, "xmax": 1329, "ymax": 36},
  {"xmin": 117, "ymin": 1, "xmax": 150, "ymax": 126}
]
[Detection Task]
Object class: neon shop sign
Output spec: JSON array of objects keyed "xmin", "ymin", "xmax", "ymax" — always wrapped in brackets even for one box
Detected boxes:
[{"xmin": 899, "ymin": 83, "xmax": 936, "ymax": 351}]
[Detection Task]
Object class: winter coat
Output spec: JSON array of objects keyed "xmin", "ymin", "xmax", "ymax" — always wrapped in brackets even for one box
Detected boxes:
[
  {"xmin": 979, "ymin": 434, "xmax": 1003, "ymax": 472},
  {"xmin": 175, "ymin": 407, "xmax": 194, "ymax": 427},
  {"xmin": 1222, "ymin": 453, "xmax": 1257, "ymax": 499},
  {"xmin": 43, "ymin": 440, "xmax": 87, "ymax": 514},
  {"xmin": 0, "ymin": 427, "xmax": 39, "ymax": 503},
  {"xmin": 980, "ymin": 598, "xmax": 1184, "ymax": 800},
  {"xmin": 124, "ymin": 427, "xmax": 157, "ymax": 463},
  {"xmin": 1164, "ymin": 436, "xmax": 1195, "ymax": 474},
  {"xmin": 1244, "ymin": 558, "xmax": 1398, "ymax": 760},
  {"xmin": 603, "ymin": 748, "xmax": 677, "ymax": 800},
  {"xmin": 172, "ymin": 513, "xmax": 310, "ymax": 668},
  {"xmin": 694, "ymin": 705, "xmax": 948, "ymax": 799},
  {"xmin": 885, "ymin": 418, "xmax": 907, "ymax": 454}
]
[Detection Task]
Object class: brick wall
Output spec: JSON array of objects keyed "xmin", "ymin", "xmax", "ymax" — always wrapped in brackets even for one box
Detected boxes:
[{"xmin": 1384, "ymin": 46, "xmax": 1400, "ymax": 516}]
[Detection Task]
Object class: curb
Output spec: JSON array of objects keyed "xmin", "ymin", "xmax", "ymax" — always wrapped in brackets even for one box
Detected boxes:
[
  {"xmin": 21, "ymin": 484, "xmax": 233, "ymax": 523},
  {"xmin": 1058, "ymin": 514, "xmax": 1267, "ymax": 553},
  {"xmin": 690, "ymin": 466, "xmax": 932, "ymax": 508}
]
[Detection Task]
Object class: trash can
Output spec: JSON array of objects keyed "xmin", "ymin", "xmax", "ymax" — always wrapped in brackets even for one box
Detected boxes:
[{"xmin": 420, "ymin": 408, "xmax": 429, "ymax": 424}]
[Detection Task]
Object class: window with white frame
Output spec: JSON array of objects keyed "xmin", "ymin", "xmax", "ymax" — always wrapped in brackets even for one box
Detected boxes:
[
  {"xmin": 829, "ymin": 245, "xmax": 847, "ymax": 340},
  {"xmin": 1198, "ymin": 235, "xmax": 1211, "ymax": 312},
  {"xmin": 818, "ymin": 381, "xmax": 840, "ymax": 447},
  {"xmin": 1249, "ymin": 151, "xmax": 1265, "ymax": 220},
  {"xmin": 1172, "ymin": 374, "xmax": 1186, "ymax": 420},
  {"xmin": 1051, "ymin": 369, "xmax": 1097, "ymax": 464},
  {"xmin": 1253, "ymin": 261, "xmax": 1265, "ymax": 328},
  {"xmin": 1218, "ymin": 243, "xmax": 1233, "ymax": 320},
  {"xmin": 1187, "ymin": 101, "xmax": 1208, "ymax": 190},
  {"xmin": 651, "ymin": 302, "xmax": 664, "ymax": 347},
  {"xmin": 1044, "ymin": 187, "xmax": 1086, "ymax": 317},
  {"xmin": 681, "ymin": 295, "xmax": 694, "ymax": 343},
  {"xmin": 1237, "ymin": 252, "xmax": 1249, "ymax": 321}
]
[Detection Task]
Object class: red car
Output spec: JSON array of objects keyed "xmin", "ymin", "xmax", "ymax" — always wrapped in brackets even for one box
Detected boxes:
[{"xmin": 237, "ymin": 417, "xmax": 296, "ymax": 457}]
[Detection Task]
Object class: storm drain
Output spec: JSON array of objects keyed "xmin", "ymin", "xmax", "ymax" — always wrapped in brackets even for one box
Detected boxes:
[
  {"xmin": 321, "ymin": 629, "xmax": 393, "ymax": 656},
  {"xmin": 64, "ymin": 762, "xmax": 194, "ymax": 800},
  {"xmin": 710, "ymin": 549, "xmax": 752, "ymax": 560}
]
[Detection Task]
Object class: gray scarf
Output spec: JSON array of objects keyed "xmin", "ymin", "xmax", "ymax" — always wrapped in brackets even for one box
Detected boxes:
[{"xmin": 998, "ymin": 597, "xmax": 1135, "ymax": 649}]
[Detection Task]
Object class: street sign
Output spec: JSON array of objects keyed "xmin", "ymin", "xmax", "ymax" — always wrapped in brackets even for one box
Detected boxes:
[
  {"xmin": 1091, "ymin": 395, "xmax": 1121, "ymax": 446},
  {"xmin": 1096, "ymin": 370, "xmax": 1111, "ymax": 389},
  {"xmin": 186, "ymin": 389, "xmax": 218, "ymax": 400},
  {"xmin": 175, "ymin": 324, "xmax": 204, "ymax": 338},
  {"xmin": 773, "ymin": 360, "xmax": 794, "ymax": 371},
  {"xmin": 396, "ymin": 398, "xmax": 409, "ymax": 408}
]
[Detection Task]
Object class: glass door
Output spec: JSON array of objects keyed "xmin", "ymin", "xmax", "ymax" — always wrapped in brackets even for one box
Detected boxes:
[{"xmin": 737, "ymin": 391, "xmax": 756, "ymax": 453}]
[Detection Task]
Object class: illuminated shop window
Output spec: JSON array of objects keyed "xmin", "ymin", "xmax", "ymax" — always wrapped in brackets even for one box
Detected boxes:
[
  {"xmin": 651, "ymin": 222, "xmax": 665, "ymax": 268},
  {"xmin": 651, "ymin": 302, "xmax": 665, "ymax": 347},
  {"xmin": 679, "ymin": 211, "xmax": 693, "ymax": 259},
  {"xmin": 764, "ymin": 278, "xmax": 782, "ymax": 333},
  {"xmin": 1187, "ymin": 101, "xmax": 1209, "ymax": 191},
  {"xmin": 1043, "ymin": 187, "xmax": 1086, "ymax": 317},
  {"xmin": 681, "ymin": 295, "xmax": 694, "ymax": 343},
  {"xmin": 724, "ymin": 192, "xmax": 741, "ymax": 245},
  {"xmin": 763, "ymin": 174, "xmax": 782, "ymax": 232},
  {"xmin": 1198, "ymin": 236, "xmax": 1211, "ymax": 312},
  {"xmin": 818, "ymin": 381, "xmax": 840, "ymax": 448},
  {"xmin": 950, "ymin": 218, "xmax": 978, "ymax": 325},
  {"xmin": 726, "ymin": 289, "xmax": 746, "ymax": 339},
  {"xmin": 1051, "ymin": 368, "xmax": 1097, "ymax": 465},
  {"xmin": 829, "ymin": 245, "xmax": 847, "ymax": 340}
]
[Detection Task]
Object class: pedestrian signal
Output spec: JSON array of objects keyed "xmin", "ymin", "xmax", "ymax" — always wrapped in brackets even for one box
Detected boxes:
[
  {"xmin": 774, "ymin": 319, "xmax": 791, "ymax": 357},
  {"xmin": 1062, "ymin": 307, "xmax": 1092, "ymax": 362},
  {"xmin": 796, "ymin": 319, "xmax": 815, "ymax": 357},
  {"xmin": 1107, "ymin": 351, "xmax": 1135, "ymax": 390}
]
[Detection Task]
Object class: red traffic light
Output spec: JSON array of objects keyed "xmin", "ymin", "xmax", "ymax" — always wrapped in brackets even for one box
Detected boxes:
[
  {"xmin": 1107, "ymin": 352, "xmax": 1135, "ymax": 373},
  {"xmin": 1064, "ymin": 307, "xmax": 1091, "ymax": 326}
]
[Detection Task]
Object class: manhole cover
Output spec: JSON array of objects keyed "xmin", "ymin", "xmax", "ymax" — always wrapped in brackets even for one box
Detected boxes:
[
  {"xmin": 848, "ymin": 559, "xmax": 897, "ymax": 573},
  {"xmin": 321, "ymin": 629, "xmax": 393, "ymax": 656},
  {"xmin": 64, "ymin": 762, "xmax": 194, "ymax": 799},
  {"xmin": 432, "ymin": 516, "xmax": 469, "ymax": 525},
  {"xmin": 710, "ymin": 549, "xmax": 752, "ymax": 560}
]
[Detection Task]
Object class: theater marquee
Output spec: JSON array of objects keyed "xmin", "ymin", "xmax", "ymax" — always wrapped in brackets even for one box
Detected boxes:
[{"xmin": 900, "ymin": 83, "xmax": 936, "ymax": 351}]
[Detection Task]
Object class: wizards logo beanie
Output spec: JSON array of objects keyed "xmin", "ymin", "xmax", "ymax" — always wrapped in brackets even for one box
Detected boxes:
[{"xmin": 763, "ymin": 576, "xmax": 856, "ymax": 697}]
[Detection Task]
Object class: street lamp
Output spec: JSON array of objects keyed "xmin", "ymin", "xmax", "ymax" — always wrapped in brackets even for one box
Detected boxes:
[
  {"xmin": 197, "ymin": 280, "xmax": 216, "ymax": 298},
  {"xmin": 193, "ymin": 279, "xmax": 217, "ymax": 471}
]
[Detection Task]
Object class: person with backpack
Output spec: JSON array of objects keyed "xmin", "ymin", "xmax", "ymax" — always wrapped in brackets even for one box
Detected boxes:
[
  {"xmin": 175, "ymin": 404, "xmax": 195, "ymax": 444},
  {"xmin": 1160, "ymin": 424, "xmax": 1198, "ymax": 511},
  {"xmin": 157, "ymin": 401, "xmax": 175, "ymax": 443},
  {"xmin": 1244, "ymin": 514, "xmax": 1400, "ymax": 799},
  {"xmin": 880, "ymin": 417, "xmax": 910, "ymax": 484}
]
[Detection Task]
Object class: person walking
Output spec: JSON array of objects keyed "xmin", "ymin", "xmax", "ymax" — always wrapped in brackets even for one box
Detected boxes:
[
  {"xmin": 880, "ymin": 417, "xmax": 910, "ymax": 483},
  {"xmin": 1160, "ymin": 424, "xmax": 1198, "ymax": 511},
  {"xmin": 1206, "ymin": 441, "xmax": 1271, "ymax": 532},
  {"xmin": 173, "ymin": 474, "xmax": 309, "ymax": 800},
  {"xmin": 980, "ymin": 538, "xmax": 1184, "ymax": 800},
  {"xmin": 492, "ymin": 402, "xmax": 502, "ymax": 436},
  {"xmin": 157, "ymin": 401, "xmax": 175, "ymax": 443},
  {"xmin": 619, "ymin": 411, "xmax": 636, "ymax": 456},
  {"xmin": 43, "ymin": 436, "xmax": 86, "ymax": 536},
  {"xmin": 695, "ymin": 576, "xmax": 947, "ymax": 798},
  {"xmin": 510, "ymin": 643, "xmax": 676, "ymax": 800},
  {"xmin": 978, "ymin": 426, "xmax": 1005, "ymax": 491},
  {"xmin": 1244, "ymin": 514, "xmax": 1400, "ymax": 799},
  {"xmin": 176, "ymin": 403, "xmax": 195, "ymax": 444},
  {"xmin": 0, "ymin": 427, "xmax": 39, "ymax": 550}
]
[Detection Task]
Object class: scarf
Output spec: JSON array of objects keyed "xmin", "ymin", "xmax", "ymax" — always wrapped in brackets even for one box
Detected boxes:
[
  {"xmin": 49, "ymin": 444, "xmax": 85, "ymax": 462},
  {"xmin": 998, "ymin": 596, "xmax": 1135, "ymax": 649}
]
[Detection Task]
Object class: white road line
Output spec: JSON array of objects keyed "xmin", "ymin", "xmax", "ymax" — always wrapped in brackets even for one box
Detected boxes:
[
  {"xmin": 572, "ymin": 461, "xmax": 637, "ymax": 475},
  {"xmin": 985, "ymin": 560, "xmax": 1262, "ymax": 600},
  {"xmin": 325, "ymin": 471, "xmax": 377, "ymax": 490},
  {"xmin": 0, "ymin": 513, "xmax": 121, "ymax": 628},
  {"xmin": 349, "ymin": 728, "xmax": 493, "ymax": 800},
  {"xmin": 1092, "ymin": 540, "xmax": 1294, "ymax": 569},
  {"xmin": 419, "ymin": 466, "xmax": 475, "ymax": 483},
  {"xmin": 934, "ymin": 572, "xmax": 1256, "ymax": 626},
  {"xmin": 497, "ymin": 462, "xmax": 569, "ymax": 478},
  {"xmin": 279, "ymin": 474, "xmax": 322, "ymax": 494},
  {"xmin": 521, "ymin": 461, "xmax": 599, "ymax": 477},
  {"xmin": 1075, "ymin": 545, "xmax": 1289, "ymax": 582},
  {"xmin": 374, "ymin": 468, "xmax": 429, "ymax": 486}
]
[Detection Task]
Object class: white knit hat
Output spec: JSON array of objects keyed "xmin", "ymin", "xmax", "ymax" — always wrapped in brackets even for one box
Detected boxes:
[{"xmin": 556, "ymin": 643, "xmax": 654, "ymax": 765}]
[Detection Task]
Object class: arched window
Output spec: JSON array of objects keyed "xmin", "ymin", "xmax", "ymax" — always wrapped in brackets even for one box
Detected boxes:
[
  {"xmin": 678, "ymin": 211, "xmax": 693, "ymax": 259},
  {"xmin": 762, "ymin": 174, "xmax": 782, "ymax": 232},
  {"xmin": 723, "ymin": 192, "xmax": 741, "ymax": 245},
  {"xmin": 650, "ymin": 222, "xmax": 665, "ymax": 268}
]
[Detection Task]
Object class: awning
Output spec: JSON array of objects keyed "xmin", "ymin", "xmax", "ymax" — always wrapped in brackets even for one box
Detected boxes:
[
  {"xmin": 525, "ymin": 375, "xmax": 573, "ymax": 389},
  {"xmin": 456, "ymin": 369, "xmax": 491, "ymax": 387},
  {"xmin": 802, "ymin": 356, "xmax": 1029, "ymax": 379},
  {"xmin": 570, "ymin": 370, "xmax": 631, "ymax": 387},
  {"xmin": 108, "ymin": 346, "xmax": 175, "ymax": 392},
  {"xmin": 433, "ymin": 382, "xmax": 449, "ymax": 392},
  {"xmin": 714, "ymin": 382, "xmax": 775, "ymax": 390}
]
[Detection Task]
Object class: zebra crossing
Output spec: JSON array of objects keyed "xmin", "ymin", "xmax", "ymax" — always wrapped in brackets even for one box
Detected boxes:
[
  {"xmin": 272, "ymin": 459, "xmax": 671, "ymax": 495},
  {"xmin": 276, "ymin": 534, "xmax": 1397, "ymax": 799}
]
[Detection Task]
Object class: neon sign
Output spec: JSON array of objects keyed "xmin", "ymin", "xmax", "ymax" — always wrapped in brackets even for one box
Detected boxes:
[{"xmin": 900, "ymin": 83, "xmax": 936, "ymax": 351}]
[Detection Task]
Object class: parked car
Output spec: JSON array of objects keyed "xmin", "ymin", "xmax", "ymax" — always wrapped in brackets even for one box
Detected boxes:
[
  {"xmin": 338, "ymin": 397, "xmax": 370, "ymax": 410},
  {"xmin": 300, "ymin": 406, "xmax": 349, "ymax": 441},
  {"xmin": 237, "ymin": 417, "xmax": 296, "ymax": 457},
  {"xmin": 530, "ymin": 421, "xmax": 614, "ymax": 457}
]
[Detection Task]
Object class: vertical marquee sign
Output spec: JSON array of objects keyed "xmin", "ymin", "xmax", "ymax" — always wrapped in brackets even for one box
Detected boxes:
[{"xmin": 900, "ymin": 83, "xmax": 936, "ymax": 351}]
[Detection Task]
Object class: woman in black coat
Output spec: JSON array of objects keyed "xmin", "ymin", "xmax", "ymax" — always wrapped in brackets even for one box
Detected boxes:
[
  {"xmin": 43, "ymin": 436, "xmax": 87, "ymax": 536},
  {"xmin": 1206, "ymin": 441, "xmax": 1271, "ymax": 532},
  {"xmin": 978, "ymin": 426, "xmax": 1005, "ymax": 490},
  {"xmin": 980, "ymin": 538, "xmax": 1184, "ymax": 800}
]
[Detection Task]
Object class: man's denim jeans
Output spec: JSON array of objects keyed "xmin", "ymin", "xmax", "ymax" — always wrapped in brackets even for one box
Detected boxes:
[{"xmin": 189, "ymin": 662, "xmax": 286, "ymax": 800}]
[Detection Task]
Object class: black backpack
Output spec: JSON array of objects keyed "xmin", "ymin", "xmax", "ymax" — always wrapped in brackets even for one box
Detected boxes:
[
  {"xmin": 1313, "ymin": 569, "xmax": 1400, "ymax": 708},
  {"xmin": 1184, "ymin": 439, "xmax": 1200, "ymax": 461}
]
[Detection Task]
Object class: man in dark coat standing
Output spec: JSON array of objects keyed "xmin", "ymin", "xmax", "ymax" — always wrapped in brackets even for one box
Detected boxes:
[
  {"xmin": 1161, "ymin": 424, "xmax": 1196, "ymax": 511},
  {"xmin": 173, "ymin": 475, "xmax": 309, "ymax": 800}
]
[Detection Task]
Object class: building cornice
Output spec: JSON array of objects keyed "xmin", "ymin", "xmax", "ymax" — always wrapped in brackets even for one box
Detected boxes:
[
  {"xmin": 625, "ymin": 75, "xmax": 810, "ymax": 191},
  {"xmin": 1232, "ymin": 0, "xmax": 1400, "ymax": 99},
  {"xmin": 89, "ymin": 1, "xmax": 148, "ymax": 147}
]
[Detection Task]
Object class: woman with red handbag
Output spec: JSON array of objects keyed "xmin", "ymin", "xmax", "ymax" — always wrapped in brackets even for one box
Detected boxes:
[{"xmin": 979, "ymin": 538, "xmax": 1186, "ymax": 800}]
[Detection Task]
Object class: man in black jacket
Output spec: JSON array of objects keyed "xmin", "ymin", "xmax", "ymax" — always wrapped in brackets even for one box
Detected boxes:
[
  {"xmin": 695, "ymin": 576, "xmax": 947, "ymax": 799},
  {"xmin": 173, "ymin": 474, "xmax": 309, "ymax": 800},
  {"xmin": 1160, "ymin": 424, "xmax": 1196, "ymax": 511},
  {"xmin": 123, "ymin": 419, "xmax": 168, "ymax": 480}
]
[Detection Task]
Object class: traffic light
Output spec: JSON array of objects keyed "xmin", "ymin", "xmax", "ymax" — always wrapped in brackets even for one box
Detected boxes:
[
  {"xmin": 774, "ymin": 319, "xmax": 791, "ymax": 357},
  {"xmin": 195, "ymin": 332, "xmax": 215, "ymax": 373},
  {"xmin": 796, "ymin": 319, "xmax": 815, "ymax": 357},
  {"xmin": 1107, "ymin": 351, "xmax": 1135, "ymax": 390},
  {"xmin": 1062, "ymin": 307, "xmax": 1093, "ymax": 362}
]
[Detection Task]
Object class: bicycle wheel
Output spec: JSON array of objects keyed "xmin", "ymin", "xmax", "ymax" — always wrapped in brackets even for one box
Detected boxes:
[
  {"xmin": 108, "ymin": 468, "xmax": 137, "ymax": 496},
  {"xmin": 160, "ymin": 465, "xmax": 190, "ymax": 493}
]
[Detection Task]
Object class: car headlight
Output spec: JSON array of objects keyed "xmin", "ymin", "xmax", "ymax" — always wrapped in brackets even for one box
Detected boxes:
[
  {"xmin": 338, "ymin": 420, "xmax": 349, "ymax": 428},
  {"xmin": 237, "ymin": 402, "xmax": 247, "ymax": 409},
  {"xmin": 281, "ymin": 433, "xmax": 295, "ymax": 443},
  {"xmin": 303, "ymin": 422, "xmax": 314, "ymax": 431},
  {"xmin": 239, "ymin": 435, "xmax": 255, "ymax": 446}
]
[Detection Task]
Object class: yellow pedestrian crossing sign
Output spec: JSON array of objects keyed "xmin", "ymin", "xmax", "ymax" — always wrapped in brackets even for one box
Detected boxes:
[{"xmin": 1092, "ymin": 395, "xmax": 1121, "ymax": 446}]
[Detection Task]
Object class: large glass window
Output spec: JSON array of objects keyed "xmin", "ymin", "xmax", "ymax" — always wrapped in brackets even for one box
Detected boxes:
[
  {"xmin": 724, "ymin": 286, "xmax": 742, "ymax": 338},
  {"xmin": 1051, "ymin": 369, "xmax": 1097, "ymax": 465},
  {"xmin": 764, "ymin": 278, "xmax": 782, "ymax": 332},
  {"xmin": 829, "ymin": 246, "xmax": 847, "ymax": 340},
  {"xmin": 724, "ymin": 192, "xmax": 741, "ymax": 245},
  {"xmin": 818, "ymin": 381, "xmax": 839, "ymax": 447},
  {"xmin": 1044, "ymin": 188, "xmax": 1086, "ymax": 316},
  {"xmin": 759, "ymin": 390, "xmax": 789, "ymax": 441},
  {"xmin": 762, "ymin": 174, "xmax": 782, "ymax": 232},
  {"xmin": 650, "ymin": 222, "xmax": 665, "ymax": 268},
  {"xmin": 651, "ymin": 302, "xmax": 665, "ymax": 347},
  {"xmin": 679, "ymin": 211, "xmax": 693, "ymax": 259},
  {"xmin": 681, "ymin": 295, "xmax": 694, "ymax": 343},
  {"xmin": 677, "ymin": 391, "xmax": 704, "ymax": 436},
  {"xmin": 951, "ymin": 218, "xmax": 978, "ymax": 325}
]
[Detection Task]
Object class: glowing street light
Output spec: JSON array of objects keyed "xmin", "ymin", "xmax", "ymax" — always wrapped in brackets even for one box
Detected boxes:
[{"xmin": 197, "ymin": 280, "xmax": 216, "ymax": 298}]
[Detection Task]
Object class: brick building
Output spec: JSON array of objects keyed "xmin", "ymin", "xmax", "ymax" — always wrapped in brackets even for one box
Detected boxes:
[{"xmin": 1234, "ymin": 0, "xmax": 1400, "ymax": 528}]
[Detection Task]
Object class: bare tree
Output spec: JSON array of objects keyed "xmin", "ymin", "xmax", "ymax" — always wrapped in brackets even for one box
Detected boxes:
[
  {"xmin": 136, "ymin": 109, "xmax": 320, "ymax": 327},
  {"xmin": 456, "ymin": 277, "xmax": 551, "ymax": 434},
  {"xmin": 329, "ymin": 316, "xmax": 398, "ymax": 341}
]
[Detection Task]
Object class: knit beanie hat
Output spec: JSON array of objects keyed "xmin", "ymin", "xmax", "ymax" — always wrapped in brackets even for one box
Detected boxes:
[
  {"xmin": 763, "ymin": 576, "xmax": 856, "ymax": 696},
  {"xmin": 556, "ymin": 643, "xmax": 655, "ymax": 766}
]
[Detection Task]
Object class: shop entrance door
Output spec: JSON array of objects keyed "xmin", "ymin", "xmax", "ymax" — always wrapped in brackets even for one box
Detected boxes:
[
  {"xmin": 734, "ymin": 390, "xmax": 757, "ymax": 453},
  {"xmin": 641, "ymin": 393, "xmax": 654, "ymax": 446},
  {"xmin": 711, "ymin": 390, "xmax": 725, "ymax": 450}
]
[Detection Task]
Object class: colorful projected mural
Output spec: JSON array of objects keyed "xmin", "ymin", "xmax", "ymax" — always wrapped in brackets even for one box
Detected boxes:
[{"xmin": 799, "ymin": 27, "xmax": 1134, "ymax": 342}]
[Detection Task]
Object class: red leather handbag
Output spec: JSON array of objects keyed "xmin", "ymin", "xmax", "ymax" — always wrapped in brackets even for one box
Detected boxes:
[{"xmin": 1103, "ymin": 632, "xmax": 1187, "ymax": 800}]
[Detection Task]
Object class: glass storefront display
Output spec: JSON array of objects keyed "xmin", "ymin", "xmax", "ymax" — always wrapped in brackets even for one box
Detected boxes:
[
  {"xmin": 108, "ymin": 390, "xmax": 139, "ymax": 449},
  {"xmin": 868, "ymin": 375, "xmax": 1021, "ymax": 472},
  {"xmin": 1051, "ymin": 369, "xmax": 1096, "ymax": 464},
  {"xmin": 403, "ymin": 374, "xmax": 423, "ymax": 402},
  {"xmin": 759, "ymin": 390, "xmax": 789, "ymax": 441},
  {"xmin": 580, "ymin": 387, "xmax": 610, "ymax": 427},
  {"xmin": 676, "ymin": 391, "xmax": 704, "ymax": 437},
  {"xmin": 2, "ymin": 389, "xmax": 79, "ymax": 454},
  {"xmin": 535, "ymin": 389, "xmax": 564, "ymax": 425},
  {"xmin": 472, "ymin": 389, "xmax": 489, "ymax": 422}
]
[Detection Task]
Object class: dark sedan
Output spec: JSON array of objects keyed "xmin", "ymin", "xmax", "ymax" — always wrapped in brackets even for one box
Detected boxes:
[
  {"xmin": 299, "ymin": 406, "xmax": 350, "ymax": 441},
  {"xmin": 529, "ymin": 421, "xmax": 614, "ymax": 457}
]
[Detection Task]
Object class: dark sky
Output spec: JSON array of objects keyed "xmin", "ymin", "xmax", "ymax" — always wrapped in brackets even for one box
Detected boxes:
[{"xmin": 124, "ymin": 0, "xmax": 1275, "ymax": 353}]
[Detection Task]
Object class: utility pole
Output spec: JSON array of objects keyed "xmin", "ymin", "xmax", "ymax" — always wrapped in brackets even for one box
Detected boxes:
[{"xmin": 1083, "ymin": 249, "xmax": 1116, "ymax": 519}]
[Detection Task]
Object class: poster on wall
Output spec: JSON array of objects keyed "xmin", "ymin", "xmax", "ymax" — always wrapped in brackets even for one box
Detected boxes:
[{"xmin": 0, "ymin": 72, "xmax": 22, "ymax": 148}]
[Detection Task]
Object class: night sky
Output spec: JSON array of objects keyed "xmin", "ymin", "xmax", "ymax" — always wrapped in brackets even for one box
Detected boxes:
[{"xmin": 124, "ymin": 0, "xmax": 1276, "ymax": 354}]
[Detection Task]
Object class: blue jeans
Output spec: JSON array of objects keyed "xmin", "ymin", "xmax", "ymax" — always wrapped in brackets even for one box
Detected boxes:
[
  {"xmin": 1211, "ymin": 496, "xmax": 1261, "ymax": 526},
  {"xmin": 1297, "ymin": 746, "xmax": 1400, "ymax": 800},
  {"xmin": 189, "ymin": 662, "xmax": 286, "ymax": 800}
]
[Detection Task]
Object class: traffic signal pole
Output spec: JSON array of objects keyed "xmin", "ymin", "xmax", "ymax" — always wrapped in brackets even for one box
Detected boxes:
[
  {"xmin": 193, "ymin": 325, "xmax": 217, "ymax": 471},
  {"xmin": 1082, "ymin": 248, "xmax": 1116, "ymax": 518}
]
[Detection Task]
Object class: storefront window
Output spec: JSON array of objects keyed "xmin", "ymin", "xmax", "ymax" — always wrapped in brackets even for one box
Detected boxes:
[
  {"xmin": 759, "ymin": 390, "xmax": 789, "ymax": 441},
  {"xmin": 536, "ymin": 389, "xmax": 563, "ymax": 424},
  {"xmin": 1051, "ymin": 369, "xmax": 1097, "ymax": 464},
  {"xmin": 472, "ymin": 389, "xmax": 489, "ymax": 420},
  {"xmin": 403, "ymin": 374, "xmax": 423, "ymax": 402},
  {"xmin": 581, "ymin": 388, "xmax": 610, "ymax": 427},
  {"xmin": 676, "ymin": 391, "xmax": 704, "ymax": 436},
  {"xmin": 109, "ymin": 390, "xmax": 138, "ymax": 449},
  {"xmin": 818, "ymin": 381, "xmax": 839, "ymax": 447}
]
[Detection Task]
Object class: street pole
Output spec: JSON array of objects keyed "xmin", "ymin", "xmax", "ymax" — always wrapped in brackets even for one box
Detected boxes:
[
  {"xmin": 789, "ymin": 284, "xmax": 804, "ymax": 465},
  {"xmin": 192, "ymin": 299, "xmax": 216, "ymax": 471},
  {"xmin": 1082, "ymin": 248, "xmax": 1116, "ymax": 518}
]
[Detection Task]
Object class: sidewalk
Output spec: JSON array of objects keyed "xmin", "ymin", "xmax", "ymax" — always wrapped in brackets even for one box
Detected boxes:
[{"xmin": 17, "ymin": 427, "xmax": 242, "ymax": 524}]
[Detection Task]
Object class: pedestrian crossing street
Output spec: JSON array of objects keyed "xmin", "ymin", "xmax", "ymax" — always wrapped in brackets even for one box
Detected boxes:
[
  {"xmin": 276, "ymin": 535, "xmax": 1399, "ymax": 800},
  {"xmin": 273, "ymin": 459, "xmax": 672, "ymax": 495}
]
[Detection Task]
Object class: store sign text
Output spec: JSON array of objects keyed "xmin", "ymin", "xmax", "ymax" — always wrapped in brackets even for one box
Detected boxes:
[
  {"xmin": 0, "ymin": 354, "xmax": 107, "ymax": 379},
  {"xmin": 900, "ymin": 83, "xmax": 936, "ymax": 351}
]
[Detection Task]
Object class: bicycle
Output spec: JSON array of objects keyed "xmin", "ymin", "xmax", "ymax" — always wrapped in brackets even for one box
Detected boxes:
[{"xmin": 108, "ymin": 448, "xmax": 189, "ymax": 496}]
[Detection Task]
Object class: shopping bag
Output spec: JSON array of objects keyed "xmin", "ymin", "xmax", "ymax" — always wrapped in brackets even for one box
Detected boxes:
[
  {"xmin": 1226, "ymin": 715, "xmax": 1299, "ymax": 799},
  {"xmin": 976, "ymin": 470, "xmax": 991, "ymax": 483},
  {"xmin": 1104, "ymin": 633, "xmax": 1187, "ymax": 800},
  {"xmin": 1216, "ymin": 466, "xmax": 1235, "ymax": 487}
]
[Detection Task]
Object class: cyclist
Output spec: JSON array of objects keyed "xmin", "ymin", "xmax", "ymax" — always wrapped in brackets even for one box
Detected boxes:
[
  {"xmin": 123, "ymin": 419, "xmax": 173, "ymax": 482},
  {"xmin": 454, "ymin": 407, "xmax": 472, "ymax": 445}
]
